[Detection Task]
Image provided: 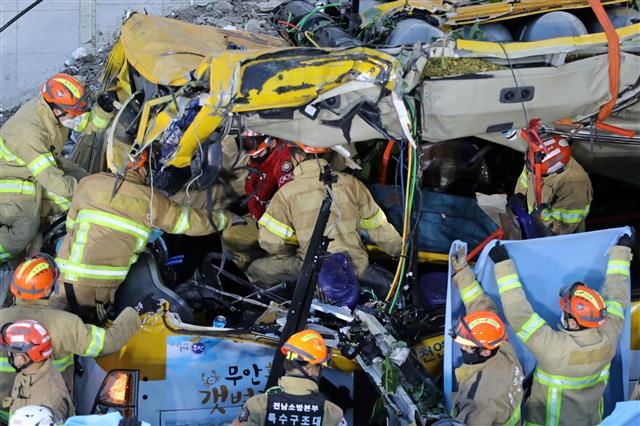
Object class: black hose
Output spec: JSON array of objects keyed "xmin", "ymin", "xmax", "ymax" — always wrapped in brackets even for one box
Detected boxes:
[{"xmin": 0, "ymin": 0, "xmax": 44, "ymax": 33}]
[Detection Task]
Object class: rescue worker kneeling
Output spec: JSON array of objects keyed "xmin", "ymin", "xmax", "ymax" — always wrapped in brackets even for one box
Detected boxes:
[
  {"xmin": 53, "ymin": 148, "xmax": 232, "ymax": 321},
  {"xmin": 232, "ymin": 329, "xmax": 346, "ymax": 426},
  {"xmin": 0, "ymin": 254, "xmax": 142, "ymax": 399},
  {"xmin": 0, "ymin": 73, "xmax": 117, "ymax": 261},
  {"xmin": 248, "ymin": 143, "xmax": 401, "ymax": 293},
  {"xmin": 489, "ymin": 229, "xmax": 634, "ymax": 426},
  {"xmin": 1, "ymin": 320, "xmax": 74, "ymax": 423},
  {"xmin": 449, "ymin": 247, "xmax": 524, "ymax": 426}
]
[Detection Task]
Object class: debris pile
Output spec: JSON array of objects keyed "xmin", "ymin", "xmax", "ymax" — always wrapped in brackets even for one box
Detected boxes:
[{"xmin": 0, "ymin": 0, "xmax": 280, "ymax": 128}]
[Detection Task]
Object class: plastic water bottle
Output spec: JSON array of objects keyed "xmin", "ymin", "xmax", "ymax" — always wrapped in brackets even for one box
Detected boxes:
[{"xmin": 213, "ymin": 315, "xmax": 227, "ymax": 328}]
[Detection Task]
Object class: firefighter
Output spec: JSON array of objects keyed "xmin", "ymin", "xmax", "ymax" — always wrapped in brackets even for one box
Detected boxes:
[
  {"xmin": 0, "ymin": 73, "xmax": 117, "ymax": 260},
  {"xmin": 53, "ymin": 148, "xmax": 232, "ymax": 321},
  {"xmin": 0, "ymin": 254, "xmax": 142, "ymax": 398},
  {"xmin": 232, "ymin": 329, "xmax": 346, "ymax": 426},
  {"xmin": 449, "ymin": 247, "xmax": 524, "ymax": 426},
  {"xmin": 222, "ymin": 130, "xmax": 297, "ymax": 269},
  {"xmin": 514, "ymin": 125, "xmax": 592, "ymax": 235},
  {"xmin": 247, "ymin": 144, "xmax": 402, "ymax": 290},
  {"xmin": 489, "ymin": 230, "xmax": 634, "ymax": 426},
  {"xmin": 1, "ymin": 320, "xmax": 74, "ymax": 422}
]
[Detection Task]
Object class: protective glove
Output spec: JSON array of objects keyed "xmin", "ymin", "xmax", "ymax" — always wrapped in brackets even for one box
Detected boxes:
[
  {"xmin": 489, "ymin": 241, "xmax": 509, "ymax": 263},
  {"xmin": 97, "ymin": 92, "xmax": 118, "ymax": 113},
  {"xmin": 451, "ymin": 246, "xmax": 468, "ymax": 274},
  {"xmin": 230, "ymin": 213, "xmax": 247, "ymax": 227},
  {"xmin": 507, "ymin": 192, "xmax": 527, "ymax": 209},
  {"xmin": 134, "ymin": 293, "xmax": 159, "ymax": 314},
  {"xmin": 617, "ymin": 227, "xmax": 635, "ymax": 248}
]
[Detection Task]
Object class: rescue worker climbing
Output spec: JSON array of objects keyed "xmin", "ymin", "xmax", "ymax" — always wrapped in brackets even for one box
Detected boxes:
[
  {"xmin": 0, "ymin": 254, "xmax": 142, "ymax": 399},
  {"xmin": 247, "ymin": 144, "xmax": 402, "ymax": 291},
  {"xmin": 489, "ymin": 229, "xmax": 634, "ymax": 426},
  {"xmin": 449, "ymin": 246, "xmax": 524, "ymax": 426},
  {"xmin": 1, "ymin": 320, "xmax": 74, "ymax": 422},
  {"xmin": 514, "ymin": 121, "xmax": 592, "ymax": 235},
  {"xmin": 53, "ymin": 147, "xmax": 232, "ymax": 320},
  {"xmin": 232, "ymin": 329, "xmax": 346, "ymax": 426},
  {"xmin": 222, "ymin": 130, "xmax": 297, "ymax": 269},
  {"xmin": 0, "ymin": 73, "xmax": 117, "ymax": 260}
]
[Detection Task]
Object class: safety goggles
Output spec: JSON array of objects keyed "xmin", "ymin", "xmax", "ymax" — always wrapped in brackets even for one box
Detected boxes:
[{"xmin": 55, "ymin": 90, "xmax": 94, "ymax": 117}]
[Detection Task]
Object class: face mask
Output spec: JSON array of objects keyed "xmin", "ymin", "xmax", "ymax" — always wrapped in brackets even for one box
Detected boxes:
[
  {"xmin": 60, "ymin": 112, "xmax": 87, "ymax": 130},
  {"xmin": 460, "ymin": 347, "xmax": 488, "ymax": 365}
]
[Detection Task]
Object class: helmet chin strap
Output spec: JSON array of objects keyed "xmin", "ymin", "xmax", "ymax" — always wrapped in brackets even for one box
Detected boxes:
[
  {"xmin": 291, "ymin": 360, "xmax": 320, "ymax": 383},
  {"xmin": 8, "ymin": 353, "xmax": 32, "ymax": 373}
]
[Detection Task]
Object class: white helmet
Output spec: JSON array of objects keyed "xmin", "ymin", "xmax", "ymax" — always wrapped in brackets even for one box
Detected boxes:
[{"xmin": 9, "ymin": 405, "xmax": 55, "ymax": 426}]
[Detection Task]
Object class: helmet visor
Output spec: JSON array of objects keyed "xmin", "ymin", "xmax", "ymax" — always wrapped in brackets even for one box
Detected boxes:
[{"xmin": 57, "ymin": 90, "xmax": 93, "ymax": 116}]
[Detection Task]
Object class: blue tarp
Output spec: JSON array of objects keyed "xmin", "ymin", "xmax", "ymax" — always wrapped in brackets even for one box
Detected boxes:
[
  {"xmin": 599, "ymin": 401, "xmax": 640, "ymax": 425},
  {"xmin": 444, "ymin": 227, "xmax": 632, "ymax": 418}
]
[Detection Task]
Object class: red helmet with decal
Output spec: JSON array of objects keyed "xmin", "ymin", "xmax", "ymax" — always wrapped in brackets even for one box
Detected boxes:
[
  {"xmin": 522, "ymin": 129, "xmax": 571, "ymax": 175},
  {"xmin": 1, "ymin": 320, "xmax": 53, "ymax": 363},
  {"xmin": 559, "ymin": 282, "xmax": 607, "ymax": 328},
  {"xmin": 42, "ymin": 73, "xmax": 91, "ymax": 116}
]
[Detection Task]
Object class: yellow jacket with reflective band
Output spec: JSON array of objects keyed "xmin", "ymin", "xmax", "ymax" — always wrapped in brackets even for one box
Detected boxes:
[
  {"xmin": 451, "ymin": 266, "xmax": 524, "ymax": 426},
  {"xmin": 257, "ymin": 159, "xmax": 401, "ymax": 276},
  {"xmin": 56, "ymin": 171, "xmax": 226, "ymax": 288},
  {"xmin": 3, "ymin": 358, "xmax": 74, "ymax": 422},
  {"xmin": 0, "ymin": 95, "xmax": 113, "ymax": 213},
  {"xmin": 495, "ymin": 245, "xmax": 632, "ymax": 426},
  {"xmin": 514, "ymin": 158, "xmax": 592, "ymax": 235},
  {"xmin": 232, "ymin": 376, "xmax": 345, "ymax": 426},
  {"xmin": 0, "ymin": 299, "xmax": 141, "ymax": 399}
]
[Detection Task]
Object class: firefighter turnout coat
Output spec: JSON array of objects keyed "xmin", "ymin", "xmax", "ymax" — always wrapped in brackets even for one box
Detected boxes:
[
  {"xmin": 232, "ymin": 376, "xmax": 346, "ymax": 426},
  {"xmin": 56, "ymin": 171, "xmax": 228, "ymax": 303},
  {"xmin": 0, "ymin": 300, "xmax": 141, "ymax": 398},
  {"xmin": 0, "ymin": 95, "xmax": 113, "ymax": 259},
  {"xmin": 495, "ymin": 245, "xmax": 632, "ymax": 426},
  {"xmin": 451, "ymin": 265, "xmax": 524, "ymax": 426},
  {"xmin": 514, "ymin": 158, "xmax": 592, "ymax": 235},
  {"xmin": 256, "ymin": 159, "xmax": 401, "ymax": 277},
  {"xmin": 3, "ymin": 358, "xmax": 74, "ymax": 422}
]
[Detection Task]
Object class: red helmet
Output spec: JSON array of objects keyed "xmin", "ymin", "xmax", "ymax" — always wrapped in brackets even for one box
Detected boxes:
[
  {"xmin": 281, "ymin": 329, "xmax": 329, "ymax": 366},
  {"xmin": 559, "ymin": 282, "xmax": 607, "ymax": 328},
  {"xmin": 11, "ymin": 254, "xmax": 59, "ymax": 300},
  {"xmin": 522, "ymin": 129, "xmax": 571, "ymax": 175},
  {"xmin": 295, "ymin": 142, "xmax": 331, "ymax": 155},
  {"xmin": 1, "ymin": 320, "xmax": 53, "ymax": 363},
  {"xmin": 451, "ymin": 310, "xmax": 507, "ymax": 350},
  {"xmin": 42, "ymin": 73, "xmax": 91, "ymax": 116},
  {"xmin": 240, "ymin": 130, "xmax": 273, "ymax": 157}
]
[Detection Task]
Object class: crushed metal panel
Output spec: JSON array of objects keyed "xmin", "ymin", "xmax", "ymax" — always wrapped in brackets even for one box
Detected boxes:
[
  {"xmin": 421, "ymin": 53, "xmax": 640, "ymax": 141},
  {"xmin": 119, "ymin": 13, "xmax": 287, "ymax": 86}
]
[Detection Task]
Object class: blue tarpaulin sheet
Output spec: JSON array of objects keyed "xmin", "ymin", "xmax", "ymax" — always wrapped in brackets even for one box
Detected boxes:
[
  {"xmin": 444, "ymin": 227, "xmax": 632, "ymax": 418},
  {"xmin": 599, "ymin": 401, "xmax": 640, "ymax": 425}
]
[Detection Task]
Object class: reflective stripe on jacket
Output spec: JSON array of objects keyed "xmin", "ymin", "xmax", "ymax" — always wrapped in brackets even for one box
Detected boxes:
[
  {"xmin": 495, "ymin": 246, "xmax": 632, "ymax": 426},
  {"xmin": 452, "ymin": 266, "xmax": 524, "ymax": 425},
  {"xmin": 0, "ymin": 299, "xmax": 141, "ymax": 400},
  {"xmin": 56, "ymin": 171, "xmax": 222, "ymax": 289},
  {"xmin": 514, "ymin": 158, "xmax": 592, "ymax": 235},
  {"xmin": 257, "ymin": 159, "xmax": 401, "ymax": 276}
]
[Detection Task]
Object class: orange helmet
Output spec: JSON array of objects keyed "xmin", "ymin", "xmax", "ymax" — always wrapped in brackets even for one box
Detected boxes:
[
  {"xmin": 128, "ymin": 148, "xmax": 149, "ymax": 170},
  {"xmin": 522, "ymin": 129, "xmax": 571, "ymax": 175},
  {"xmin": 294, "ymin": 142, "xmax": 331, "ymax": 155},
  {"xmin": 42, "ymin": 73, "xmax": 92, "ymax": 116},
  {"xmin": 1, "ymin": 320, "xmax": 53, "ymax": 363},
  {"xmin": 451, "ymin": 311, "xmax": 507, "ymax": 350},
  {"xmin": 559, "ymin": 282, "xmax": 607, "ymax": 328},
  {"xmin": 281, "ymin": 329, "xmax": 329, "ymax": 366},
  {"xmin": 11, "ymin": 254, "xmax": 59, "ymax": 300},
  {"xmin": 240, "ymin": 130, "xmax": 274, "ymax": 157}
]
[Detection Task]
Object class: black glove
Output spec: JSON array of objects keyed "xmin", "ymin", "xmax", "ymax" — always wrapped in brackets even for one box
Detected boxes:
[
  {"xmin": 134, "ymin": 293, "xmax": 159, "ymax": 314},
  {"xmin": 507, "ymin": 192, "xmax": 527, "ymax": 209},
  {"xmin": 617, "ymin": 227, "xmax": 635, "ymax": 248},
  {"xmin": 489, "ymin": 241, "xmax": 509, "ymax": 263},
  {"xmin": 97, "ymin": 92, "xmax": 118, "ymax": 113}
]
